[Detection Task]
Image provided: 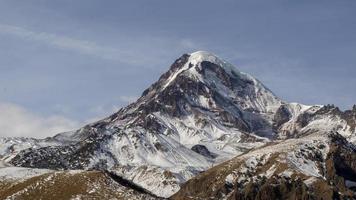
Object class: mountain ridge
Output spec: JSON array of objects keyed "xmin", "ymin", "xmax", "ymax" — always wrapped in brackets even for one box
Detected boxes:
[{"xmin": 1, "ymin": 51, "xmax": 355, "ymax": 199}]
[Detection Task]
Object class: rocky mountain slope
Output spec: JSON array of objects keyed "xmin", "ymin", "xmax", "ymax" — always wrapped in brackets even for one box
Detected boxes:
[
  {"xmin": 0, "ymin": 166, "xmax": 159, "ymax": 200},
  {"xmin": 1, "ymin": 51, "xmax": 355, "ymax": 199},
  {"xmin": 173, "ymin": 132, "xmax": 356, "ymax": 199}
]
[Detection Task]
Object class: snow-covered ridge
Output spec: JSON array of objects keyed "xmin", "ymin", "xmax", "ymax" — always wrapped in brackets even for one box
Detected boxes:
[
  {"xmin": 162, "ymin": 51, "xmax": 282, "ymax": 114},
  {"xmin": 164, "ymin": 51, "xmax": 264, "ymax": 89},
  {"xmin": 0, "ymin": 166, "xmax": 53, "ymax": 181}
]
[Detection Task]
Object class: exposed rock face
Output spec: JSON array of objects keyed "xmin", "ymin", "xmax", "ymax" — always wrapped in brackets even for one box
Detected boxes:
[
  {"xmin": 191, "ymin": 145, "xmax": 216, "ymax": 159},
  {"xmin": 1, "ymin": 51, "xmax": 355, "ymax": 199},
  {"xmin": 273, "ymin": 104, "xmax": 292, "ymax": 130},
  {"xmin": 327, "ymin": 134, "xmax": 356, "ymax": 184}
]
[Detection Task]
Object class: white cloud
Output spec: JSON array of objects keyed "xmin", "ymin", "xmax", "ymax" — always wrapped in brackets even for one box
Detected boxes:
[
  {"xmin": 179, "ymin": 38, "xmax": 197, "ymax": 49},
  {"xmin": 0, "ymin": 102, "xmax": 80, "ymax": 139},
  {"xmin": 119, "ymin": 95, "xmax": 138, "ymax": 103}
]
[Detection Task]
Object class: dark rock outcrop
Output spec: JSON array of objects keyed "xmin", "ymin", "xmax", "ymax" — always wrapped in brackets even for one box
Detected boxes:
[
  {"xmin": 191, "ymin": 145, "xmax": 216, "ymax": 159},
  {"xmin": 273, "ymin": 104, "xmax": 292, "ymax": 129}
]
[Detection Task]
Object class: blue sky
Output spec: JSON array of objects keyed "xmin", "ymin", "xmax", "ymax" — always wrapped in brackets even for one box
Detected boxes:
[{"xmin": 0, "ymin": 0, "xmax": 356, "ymax": 137}]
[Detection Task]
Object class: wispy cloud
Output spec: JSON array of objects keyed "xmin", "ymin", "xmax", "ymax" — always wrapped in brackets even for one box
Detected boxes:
[
  {"xmin": 0, "ymin": 24, "xmax": 143, "ymax": 64},
  {"xmin": 0, "ymin": 24, "xmax": 203, "ymax": 66},
  {"xmin": 118, "ymin": 95, "xmax": 138, "ymax": 103},
  {"xmin": 179, "ymin": 38, "xmax": 197, "ymax": 49},
  {"xmin": 0, "ymin": 102, "xmax": 80, "ymax": 138}
]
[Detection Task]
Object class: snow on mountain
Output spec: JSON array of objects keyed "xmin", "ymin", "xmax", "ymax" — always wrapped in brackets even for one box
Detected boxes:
[
  {"xmin": 1, "ymin": 51, "xmax": 355, "ymax": 199},
  {"xmin": 0, "ymin": 166, "xmax": 53, "ymax": 181},
  {"xmin": 173, "ymin": 132, "xmax": 356, "ymax": 199},
  {"xmin": 0, "ymin": 135, "xmax": 77, "ymax": 163}
]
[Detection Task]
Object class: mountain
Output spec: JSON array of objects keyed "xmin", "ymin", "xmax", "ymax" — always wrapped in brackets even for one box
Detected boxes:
[{"xmin": 1, "ymin": 51, "xmax": 355, "ymax": 199}]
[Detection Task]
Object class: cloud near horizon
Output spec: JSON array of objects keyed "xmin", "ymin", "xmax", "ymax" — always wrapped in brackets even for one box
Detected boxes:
[
  {"xmin": 0, "ymin": 102, "xmax": 80, "ymax": 139},
  {"xmin": 0, "ymin": 95, "xmax": 139, "ymax": 138}
]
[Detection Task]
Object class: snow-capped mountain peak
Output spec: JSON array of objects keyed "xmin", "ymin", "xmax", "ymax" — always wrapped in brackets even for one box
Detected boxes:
[
  {"xmin": 2, "ymin": 51, "xmax": 355, "ymax": 198},
  {"xmin": 5, "ymin": 52, "xmax": 285, "ymax": 197},
  {"xmin": 144, "ymin": 51, "xmax": 282, "ymax": 116}
]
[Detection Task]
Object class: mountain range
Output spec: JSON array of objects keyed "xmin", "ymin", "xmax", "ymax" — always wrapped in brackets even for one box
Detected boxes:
[{"xmin": 1, "ymin": 51, "xmax": 355, "ymax": 199}]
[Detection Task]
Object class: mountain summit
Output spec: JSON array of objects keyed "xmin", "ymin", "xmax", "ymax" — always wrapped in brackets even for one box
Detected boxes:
[{"xmin": 1, "ymin": 51, "xmax": 356, "ymax": 199}]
